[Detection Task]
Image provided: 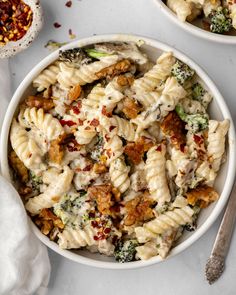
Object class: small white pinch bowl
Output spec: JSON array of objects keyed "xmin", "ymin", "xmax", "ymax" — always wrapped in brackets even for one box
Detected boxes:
[
  {"xmin": 156, "ymin": 0, "xmax": 236, "ymax": 44},
  {"xmin": 0, "ymin": 0, "xmax": 43, "ymax": 59},
  {"xmin": 1, "ymin": 34, "xmax": 235, "ymax": 269}
]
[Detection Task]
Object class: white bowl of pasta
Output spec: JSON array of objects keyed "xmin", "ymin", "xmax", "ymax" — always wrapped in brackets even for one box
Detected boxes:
[
  {"xmin": 1, "ymin": 34, "xmax": 235, "ymax": 269},
  {"xmin": 156, "ymin": 0, "xmax": 236, "ymax": 44}
]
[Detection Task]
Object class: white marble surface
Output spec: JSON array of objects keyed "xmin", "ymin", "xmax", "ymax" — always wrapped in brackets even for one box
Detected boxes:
[{"xmin": 8, "ymin": 0, "xmax": 236, "ymax": 294}]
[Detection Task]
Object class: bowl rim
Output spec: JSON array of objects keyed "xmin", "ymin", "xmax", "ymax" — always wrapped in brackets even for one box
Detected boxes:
[
  {"xmin": 1, "ymin": 33, "xmax": 236, "ymax": 269},
  {"xmin": 155, "ymin": 0, "xmax": 236, "ymax": 44}
]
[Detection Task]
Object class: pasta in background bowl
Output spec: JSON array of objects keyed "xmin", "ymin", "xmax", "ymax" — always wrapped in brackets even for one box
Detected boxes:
[
  {"xmin": 156, "ymin": 0, "xmax": 236, "ymax": 44},
  {"xmin": 1, "ymin": 34, "xmax": 235, "ymax": 269}
]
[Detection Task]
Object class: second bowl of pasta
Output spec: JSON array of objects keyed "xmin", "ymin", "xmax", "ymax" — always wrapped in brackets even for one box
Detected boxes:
[
  {"xmin": 1, "ymin": 34, "xmax": 235, "ymax": 269},
  {"xmin": 156, "ymin": 0, "xmax": 236, "ymax": 44}
]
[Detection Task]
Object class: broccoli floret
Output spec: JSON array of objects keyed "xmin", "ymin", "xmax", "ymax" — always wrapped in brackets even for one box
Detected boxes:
[
  {"xmin": 209, "ymin": 7, "xmax": 232, "ymax": 34},
  {"xmin": 184, "ymin": 206, "xmax": 200, "ymax": 232},
  {"xmin": 29, "ymin": 171, "xmax": 42, "ymax": 192},
  {"xmin": 85, "ymin": 48, "xmax": 112, "ymax": 59},
  {"xmin": 192, "ymin": 82, "xmax": 212, "ymax": 109},
  {"xmin": 186, "ymin": 113, "xmax": 209, "ymax": 133},
  {"xmin": 114, "ymin": 240, "xmax": 138, "ymax": 263},
  {"xmin": 175, "ymin": 104, "xmax": 187, "ymax": 121},
  {"xmin": 171, "ymin": 60, "xmax": 195, "ymax": 85},
  {"xmin": 175, "ymin": 104, "xmax": 208, "ymax": 133},
  {"xmin": 192, "ymin": 82, "xmax": 206, "ymax": 101},
  {"xmin": 90, "ymin": 136, "xmax": 104, "ymax": 161},
  {"xmin": 54, "ymin": 191, "xmax": 88, "ymax": 228},
  {"xmin": 59, "ymin": 48, "xmax": 92, "ymax": 64}
]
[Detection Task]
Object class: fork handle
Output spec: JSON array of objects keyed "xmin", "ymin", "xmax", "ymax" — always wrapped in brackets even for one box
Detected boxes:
[
  {"xmin": 205, "ymin": 181, "xmax": 236, "ymax": 284},
  {"xmin": 211, "ymin": 181, "xmax": 236, "ymax": 259}
]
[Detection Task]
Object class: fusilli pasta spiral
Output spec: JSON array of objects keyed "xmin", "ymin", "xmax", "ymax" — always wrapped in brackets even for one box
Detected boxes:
[
  {"xmin": 207, "ymin": 119, "xmax": 230, "ymax": 172},
  {"xmin": 135, "ymin": 206, "xmax": 194, "ymax": 242},
  {"xmin": 19, "ymin": 107, "xmax": 64, "ymax": 141},
  {"xmin": 74, "ymin": 121, "xmax": 97, "ymax": 145},
  {"xmin": 33, "ymin": 62, "xmax": 60, "ymax": 91},
  {"xmin": 25, "ymin": 166, "xmax": 74, "ymax": 214},
  {"xmin": 57, "ymin": 55, "xmax": 119, "ymax": 89},
  {"xmin": 109, "ymin": 157, "xmax": 130, "ymax": 193},
  {"xmin": 132, "ymin": 52, "xmax": 176, "ymax": 93},
  {"xmin": 10, "ymin": 119, "xmax": 45, "ymax": 171},
  {"xmin": 145, "ymin": 144, "xmax": 171, "ymax": 204}
]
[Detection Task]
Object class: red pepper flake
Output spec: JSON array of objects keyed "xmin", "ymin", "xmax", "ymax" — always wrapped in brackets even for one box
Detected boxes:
[
  {"xmin": 97, "ymin": 232, "xmax": 105, "ymax": 240},
  {"xmin": 90, "ymin": 119, "xmax": 99, "ymax": 127},
  {"xmin": 83, "ymin": 165, "xmax": 92, "ymax": 171},
  {"xmin": 93, "ymin": 235, "xmax": 99, "ymax": 241},
  {"xmin": 91, "ymin": 220, "xmax": 98, "ymax": 228},
  {"xmin": 59, "ymin": 119, "xmax": 76, "ymax": 127},
  {"xmin": 109, "ymin": 125, "xmax": 116, "ymax": 132},
  {"xmin": 156, "ymin": 145, "xmax": 162, "ymax": 152},
  {"xmin": 72, "ymin": 105, "xmax": 80, "ymax": 115},
  {"xmin": 105, "ymin": 134, "xmax": 110, "ymax": 142},
  {"xmin": 102, "ymin": 106, "xmax": 112, "ymax": 117},
  {"xmin": 65, "ymin": 1, "xmax": 72, "ymax": 7},
  {"xmin": 54, "ymin": 22, "xmax": 61, "ymax": 28},
  {"xmin": 89, "ymin": 212, "xmax": 95, "ymax": 218},
  {"xmin": 193, "ymin": 134, "xmax": 203, "ymax": 145},
  {"xmin": 67, "ymin": 138, "xmax": 80, "ymax": 152},
  {"xmin": 104, "ymin": 228, "xmax": 111, "ymax": 234}
]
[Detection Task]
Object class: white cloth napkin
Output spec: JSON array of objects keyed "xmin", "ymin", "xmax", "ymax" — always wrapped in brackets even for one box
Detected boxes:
[{"xmin": 0, "ymin": 60, "xmax": 51, "ymax": 295}]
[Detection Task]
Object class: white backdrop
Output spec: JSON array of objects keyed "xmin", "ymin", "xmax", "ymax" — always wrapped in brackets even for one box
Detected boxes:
[{"xmin": 8, "ymin": 0, "xmax": 236, "ymax": 294}]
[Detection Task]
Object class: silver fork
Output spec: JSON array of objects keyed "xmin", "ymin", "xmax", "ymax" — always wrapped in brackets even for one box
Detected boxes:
[{"xmin": 205, "ymin": 180, "xmax": 236, "ymax": 284}]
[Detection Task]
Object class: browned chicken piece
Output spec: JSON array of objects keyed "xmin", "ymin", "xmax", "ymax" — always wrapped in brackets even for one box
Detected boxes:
[
  {"xmin": 96, "ymin": 59, "xmax": 132, "ymax": 80},
  {"xmin": 111, "ymin": 187, "xmax": 121, "ymax": 202},
  {"xmin": 122, "ymin": 97, "xmax": 142, "ymax": 119},
  {"xmin": 48, "ymin": 134, "xmax": 67, "ymax": 164},
  {"xmin": 88, "ymin": 184, "xmax": 114, "ymax": 216},
  {"xmin": 9, "ymin": 150, "xmax": 29, "ymax": 183},
  {"xmin": 68, "ymin": 84, "xmax": 82, "ymax": 102},
  {"xmin": 124, "ymin": 192, "xmax": 155, "ymax": 226},
  {"xmin": 161, "ymin": 111, "xmax": 186, "ymax": 150},
  {"xmin": 124, "ymin": 136, "xmax": 154, "ymax": 164},
  {"xmin": 186, "ymin": 185, "xmax": 219, "ymax": 208},
  {"xmin": 18, "ymin": 186, "xmax": 32, "ymax": 197},
  {"xmin": 93, "ymin": 163, "xmax": 107, "ymax": 174},
  {"xmin": 35, "ymin": 208, "xmax": 64, "ymax": 236},
  {"xmin": 25, "ymin": 95, "xmax": 55, "ymax": 111},
  {"xmin": 117, "ymin": 74, "xmax": 134, "ymax": 87}
]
